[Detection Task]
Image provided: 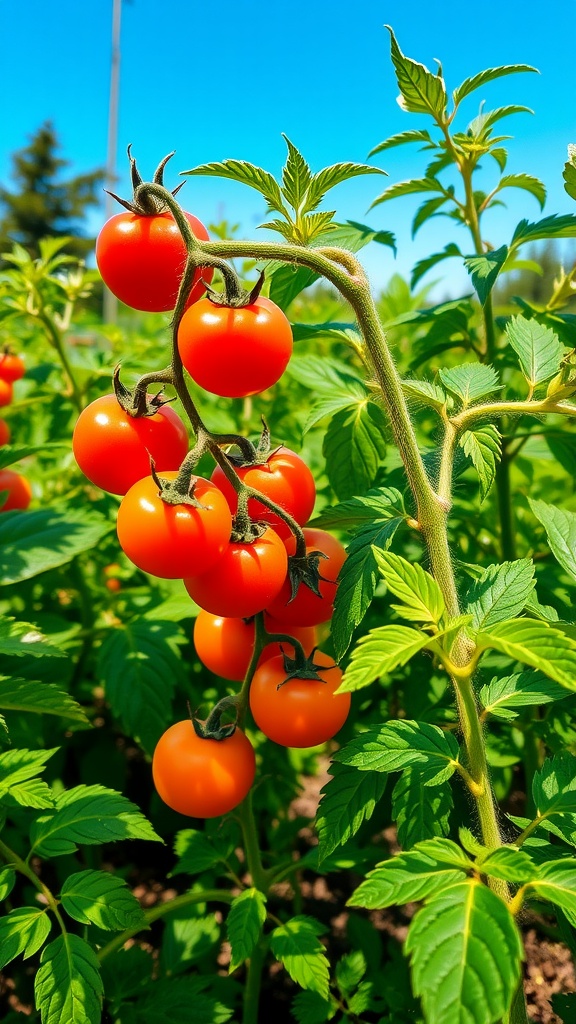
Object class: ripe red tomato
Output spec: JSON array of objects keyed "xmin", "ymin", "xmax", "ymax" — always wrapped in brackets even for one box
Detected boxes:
[
  {"xmin": 0, "ymin": 353, "xmax": 24, "ymax": 383},
  {"xmin": 249, "ymin": 651, "xmax": 350, "ymax": 748},
  {"xmin": 152, "ymin": 720, "xmax": 255, "ymax": 817},
  {"xmin": 117, "ymin": 471, "xmax": 232, "ymax": 579},
  {"xmin": 0, "ymin": 420, "xmax": 10, "ymax": 445},
  {"xmin": 96, "ymin": 211, "xmax": 213, "ymax": 312},
  {"xmin": 0, "ymin": 470, "xmax": 32, "ymax": 511},
  {"xmin": 184, "ymin": 527, "xmax": 288, "ymax": 618},
  {"xmin": 177, "ymin": 296, "xmax": 293, "ymax": 398},
  {"xmin": 266, "ymin": 528, "xmax": 347, "ymax": 626},
  {"xmin": 210, "ymin": 447, "xmax": 315, "ymax": 539},
  {"xmin": 0, "ymin": 381, "xmax": 13, "ymax": 408},
  {"xmin": 73, "ymin": 393, "xmax": 189, "ymax": 495},
  {"xmin": 193, "ymin": 609, "xmax": 317, "ymax": 681}
]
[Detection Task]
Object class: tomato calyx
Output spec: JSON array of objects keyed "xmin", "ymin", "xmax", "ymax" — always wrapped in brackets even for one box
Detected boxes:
[
  {"xmin": 113, "ymin": 365, "xmax": 175, "ymax": 418},
  {"xmin": 220, "ymin": 419, "xmax": 283, "ymax": 470},
  {"xmin": 286, "ymin": 550, "xmax": 329, "ymax": 602},
  {"xmin": 192, "ymin": 695, "xmax": 240, "ymax": 741},
  {"xmin": 230, "ymin": 515, "xmax": 269, "ymax": 544},
  {"xmin": 105, "ymin": 146, "xmax": 185, "ymax": 216},
  {"xmin": 274, "ymin": 648, "xmax": 334, "ymax": 688},
  {"xmin": 203, "ymin": 268, "xmax": 266, "ymax": 310},
  {"xmin": 150, "ymin": 467, "xmax": 210, "ymax": 510}
]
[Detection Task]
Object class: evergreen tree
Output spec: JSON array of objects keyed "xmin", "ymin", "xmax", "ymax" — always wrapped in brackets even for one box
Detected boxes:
[{"xmin": 0, "ymin": 122, "xmax": 105, "ymax": 261}]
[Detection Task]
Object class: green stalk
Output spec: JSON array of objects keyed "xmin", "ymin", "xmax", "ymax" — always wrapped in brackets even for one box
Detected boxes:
[
  {"xmin": 243, "ymin": 936, "xmax": 268, "ymax": 1024},
  {"xmin": 0, "ymin": 838, "xmax": 67, "ymax": 934},
  {"xmin": 495, "ymin": 440, "xmax": 517, "ymax": 561},
  {"xmin": 38, "ymin": 311, "xmax": 84, "ymax": 413}
]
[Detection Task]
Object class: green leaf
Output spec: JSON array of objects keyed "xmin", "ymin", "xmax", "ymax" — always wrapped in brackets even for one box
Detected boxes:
[
  {"xmin": 478, "ymin": 846, "xmax": 537, "ymax": 883},
  {"xmin": 160, "ymin": 905, "xmax": 220, "ymax": 974},
  {"xmin": 349, "ymin": 840, "xmax": 470, "ymax": 909},
  {"xmin": 0, "ymin": 867, "xmax": 16, "ymax": 900},
  {"xmin": 529, "ymin": 861, "xmax": 576, "ymax": 925},
  {"xmin": 0, "ymin": 747, "xmax": 57, "ymax": 802},
  {"xmin": 281, "ymin": 137, "xmax": 313, "ymax": 210},
  {"xmin": 370, "ymin": 176, "xmax": 443, "ymax": 211},
  {"xmin": 291, "ymin": 990, "xmax": 335, "ymax": 1024},
  {"xmin": 511, "ymin": 213, "xmax": 576, "ymax": 248},
  {"xmin": 479, "ymin": 670, "xmax": 569, "ymax": 720},
  {"xmin": 476, "ymin": 619, "xmax": 576, "ymax": 692},
  {"xmin": 34, "ymin": 934, "xmax": 103, "ymax": 1024},
  {"xmin": 98, "ymin": 618, "xmax": 185, "ymax": 755},
  {"xmin": 402, "ymin": 378, "xmax": 448, "ymax": 408},
  {"xmin": 386, "ymin": 25, "xmax": 447, "ymax": 119},
  {"xmin": 464, "ymin": 245, "xmax": 509, "ymax": 305},
  {"xmin": 553, "ymin": 993, "xmax": 576, "ymax": 1023},
  {"xmin": 373, "ymin": 551, "xmax": 445, "ymax": 625},
  {"xmin": 171, "ymin": 827, "xmax": 234, "ymax": 877},
  {"xmin": 0, "ymin": 444, "xmax": 68, "ymax": 471},
  {"xmin": 227, "ymin": 888, "xmax": 267, "ymax": 973},
  {"xmin": 285, "ymin": 354, "xmax": 366, "ymax": 396},
  {"xmin": 322, "ymin": 402, "xmax": 387, "ymax": 500},
  {"xmin": 335, "ymin": 950, "xmax": 367, "ymax": 995},
  {"xmin": 505, "ymin": 316, "xmax": 564, "ymax": 387},
  {"xmin": 460, "ymin": 424, "xmax": 502, "ymax": 502},
  {"xmin": 304, "ymin": 393, "xmax": 366, "ymax": 434},
  {"xmin": 268, "ymin": 264, "xmax": 319, "ymax": 309},
  {"xmin": 305, "ymin": 161, "xmax": 386, "ymax": 213},
  {"xmin": 7, "ymin": 778, "xmax": 55, "ymax": 810},
  {"xmin": 331, "ymin": 518, "xmax": 402, "ymax": 660},
  {"xmin": 0, "ymin": 504, "xmax": 112, "ymax": 585},
  {"xmin": 412, "ymin": 195, "xmax": 451, "ymax": 237},
  {"xmin": 60, "ymin": 870, "xmax": 145, "ymax": 931},
  {"xmin": 496, "ymin": 174, "xmax": 546, "ymax": 210},
  {"xmin": 563, "ymin": 146, "xmax": 576, "ymax": 202},
  {"xmin": 452, "ymin": 63, "xmax": 538, "ymax": 105},
  {"xmin": 411, "ymin": 243, "xmax": 462, "ymax": 288},
  {"xmin": 335, "ymin": 720, "xmax": 460, "ymax": 785},
  {"xmin": 439, "ymin": 363, "xmax": 501, "ymax": 405},
  {"xmin": 290, "ymin": 321, "xmax": 358, "ymax": 344},
  {"xmin": 406, "ymin": 880, "xmax": 523, "ymax": 1024},
  {"xmin": 310, "ymin": 487, "xmax": 405, "ymax": 530},
  {"xmin": 337, "ymin": 625, "xmax": 429, "ymax": 694},
  {"xmin": 0, "ymin": 907, "xmax": 52, "ymax": 969},
  {"xmin": 529, "ymin": 498, "xmax": 576, "ymax": 583},
  {"xmin": 466, "ymin": 560, "xmax": 536, "ymax": 630},
  {"xmin": 393, "ymin": 769, "xmax": 453, "ymax": 849},
  {"xmin": 182, "ymin": 159, "xmax": 289, "ymax": 218},
  {"xmin": 113, "ymin": 976, "xmax": 236, "ymax": 1024},
  {"xmin": 316, "ymin": 761, "xmax": 388, "ymax": 861},
  {"xmin": 369, "ymin": 128, "xmax": 432, "ymax": 157},
  {"xmin": 0, "ymin": 616, "xmax": 66, "ymax": 658},
  {"xmin": 0, "ymin": 677, "xmax": 89, "ymax": 724},
  {"xmin": 30, "ymin": 784, "xmax": 162, "ymax": 857},
  {"xmin": 533, "ymin": 753, "xmax": 576, "ymax": 816},
  {"xmin": 270, "ymin": 916, "xmax": 330, "ymax": 999}
]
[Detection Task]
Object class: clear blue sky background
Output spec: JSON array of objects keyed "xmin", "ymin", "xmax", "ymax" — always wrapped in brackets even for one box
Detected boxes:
[{"xmin": 2, "ymin": 0, "xmax": 575, "ymax": 297}]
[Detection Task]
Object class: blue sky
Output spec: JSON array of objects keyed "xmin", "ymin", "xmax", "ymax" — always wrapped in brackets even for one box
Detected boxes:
[{"xmin": 1, "ymin": 0, "xmax": 575, "ymax": 297}]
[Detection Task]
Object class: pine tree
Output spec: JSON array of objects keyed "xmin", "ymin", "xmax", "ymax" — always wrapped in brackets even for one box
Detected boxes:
[{"xmin": 0, "ymin": 122, "xmax": 105, "ymax": 261}]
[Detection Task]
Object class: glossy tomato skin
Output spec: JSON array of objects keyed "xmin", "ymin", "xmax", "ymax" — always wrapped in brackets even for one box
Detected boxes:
[
  {"xmin": 193, "ymin": 609, "xmax": 317, "ymax": 682},
  {"xmin": 0, "ymin": 470, "xmax": 32, "ymax": 511},
  {"xmin": 249, "ymin": 651, "xmax": 350, "ymax": 748},
  {"xmin": 0, "ymin": 420, "xmax": 10, "ymax": 445},
  {"xmin": 117, "ymin": 471, "xmax": 232, "ymax": 579},
  {"xmin": 152, "ymin": 720, "xmax": 256, "ymax": 818},
  {"xmin": 266, "ymin": 528, "xmax": 347, "ymax": 627},
  {"xmin": 73, "ymin": 393, "xmax": 189, "ymax": 495},
  {"xmin": 96, "ymin": 211, "xmax": 212, "ymax": 312},
  {"xmin": 0, "ymin": 380, "xmax": 13, "ymax": 408},
  {"xmin": 177, "ymin": 296, "xmax": 293, "ymax": 398},
  {"xmin": 184, "ymin": 527, "xmax": 288, "ymax": 618},
  {"xmin": 0, "ymin": 354, "xmax": 24, "ymax": 383},
  {"xmin": 211, "ymin": 447, "xmax": 315, "ymax": 539}
]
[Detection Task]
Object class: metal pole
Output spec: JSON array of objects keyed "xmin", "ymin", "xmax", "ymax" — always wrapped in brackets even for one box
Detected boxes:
[{"xmin": 103, "ymin": 0, "xmax": 121, "ymax": 324}]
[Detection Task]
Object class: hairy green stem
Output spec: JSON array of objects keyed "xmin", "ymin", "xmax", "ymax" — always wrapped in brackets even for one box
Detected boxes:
[
  {"xmin": 0, "ymin": 838, "xmax": 67, "ymax": 934},
  {"xmin": 243, "ymin": 935, "xmax": 268, "ymax": 1024},
  {"xmin": 97, "ymin": 888, "xmax": 234, "ymax": 962}
]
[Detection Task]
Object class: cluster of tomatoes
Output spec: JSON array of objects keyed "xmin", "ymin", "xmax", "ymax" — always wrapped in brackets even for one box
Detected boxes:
[
  {"xmin": 0, "ymin": 352, "xmax": 31, "ymax": 511},
  {"xmin": 85, "ymin": 187, "xmax": 350, "ymax": 819}
]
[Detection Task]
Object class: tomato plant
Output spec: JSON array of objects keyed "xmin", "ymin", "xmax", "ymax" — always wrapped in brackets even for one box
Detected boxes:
[
  {"xmin": 73, "ymin": 393, "xmax": 189, "ymax": 495},
  {"xmin": 211, "ymin": 446, "xmax": 316, "ymax": 538},
  {"xmin": 184, "ymin": 526, "xmax": 288, "ymax": 618},
  {"xmin": 266, "ymin": 527, "xmax": 347, "ymax": 626},
  {"xmin": 117, "ymin": 471, "xmax": 232, "ymax": 578},
  {"xmin": 96, "ymin": 210, "xmax": 212, "ymax": 312},
  {"xmin": 249, "ymin": 651, "xmax": 350, "ymax": 747},
  {"xmin": 193, "ymin": 609, "xmax": 317, "ymax": 681},
  {"xmin": 0, "ymin": 469, "xmax": 32, "ymax": 510},
  {"xmin": 152, "ymin": 719, "xmax": 256, "ymax": 817},
  {"xmin": 0, "ymin": 420, "xmax": 10, "ymax": 445},
  {"xmin": 177, "ymin": 295, "xmax": 293, "ymax": 397}
]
